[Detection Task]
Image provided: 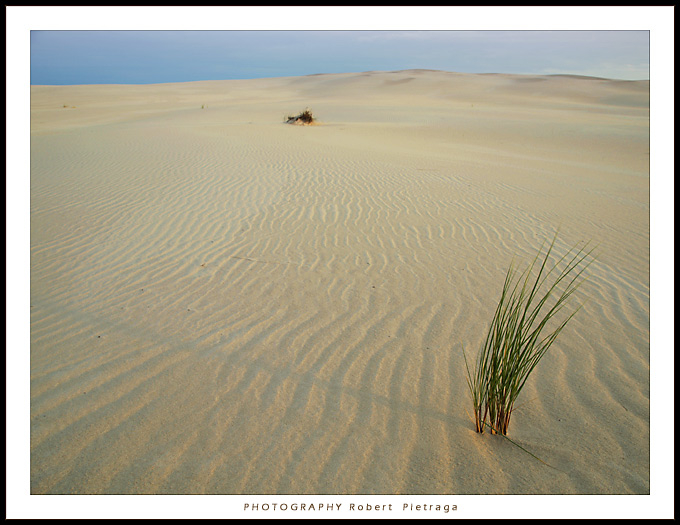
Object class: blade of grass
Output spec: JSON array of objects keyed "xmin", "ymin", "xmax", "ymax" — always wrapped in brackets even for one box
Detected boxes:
[{"xmin": 481, "ymin": 420, "xmax": 562, "ymax": 471}]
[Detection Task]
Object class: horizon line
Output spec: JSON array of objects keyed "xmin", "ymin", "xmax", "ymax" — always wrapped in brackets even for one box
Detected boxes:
[{"xmin": 30, "ymin": 68, "xmax": 651, "ymax": 87}]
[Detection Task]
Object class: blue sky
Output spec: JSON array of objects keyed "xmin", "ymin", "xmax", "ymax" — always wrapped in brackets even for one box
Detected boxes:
[{"xmin": 30, "ymin": 30, "xmax": 650, "ymax": 85}]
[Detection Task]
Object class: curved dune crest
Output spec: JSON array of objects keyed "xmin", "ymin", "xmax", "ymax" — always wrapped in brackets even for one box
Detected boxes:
[{"xmin": 30, "ymin": 70, "xmax": 649, "ymax": 495}]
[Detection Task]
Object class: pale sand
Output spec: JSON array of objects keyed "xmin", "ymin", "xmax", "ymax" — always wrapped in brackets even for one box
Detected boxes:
[{"xmin": 30, "ymin": 70, "xmax": 650, "ymax": 495}]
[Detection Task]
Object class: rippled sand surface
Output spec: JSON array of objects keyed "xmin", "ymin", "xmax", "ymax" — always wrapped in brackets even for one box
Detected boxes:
[{"xmin": 30, "ymin": 70, "xmax": 649, "ymax": 495}]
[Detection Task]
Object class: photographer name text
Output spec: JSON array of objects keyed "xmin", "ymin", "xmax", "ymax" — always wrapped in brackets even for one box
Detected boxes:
[{"xmin": 243, "ymin": 502, "xmax": 457, "ymax": 514}]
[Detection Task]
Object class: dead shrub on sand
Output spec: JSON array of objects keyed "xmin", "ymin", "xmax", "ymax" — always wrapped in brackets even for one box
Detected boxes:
[{"xmin": 285, "ymin": 108, "xmax": 316, "ymax": 125}]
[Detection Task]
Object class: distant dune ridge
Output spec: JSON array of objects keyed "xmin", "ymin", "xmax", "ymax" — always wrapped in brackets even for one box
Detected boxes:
[{"xmin": 30, "ymin": 70, "xmax": 649, "ymax": 495}]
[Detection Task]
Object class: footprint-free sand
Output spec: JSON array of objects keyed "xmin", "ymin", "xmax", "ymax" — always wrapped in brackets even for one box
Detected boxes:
[{"xmin": 30, "ymin": 70, "xmax": 650, "ymax": 495}]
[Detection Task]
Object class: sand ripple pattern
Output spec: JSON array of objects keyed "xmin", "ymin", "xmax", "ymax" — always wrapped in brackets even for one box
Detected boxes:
[{"xmin": 30, "ymin": 73, "xmax": 649, "ymax": 495}]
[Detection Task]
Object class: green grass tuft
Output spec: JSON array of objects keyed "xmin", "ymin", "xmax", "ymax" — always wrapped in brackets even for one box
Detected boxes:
[{"xmin": 464, "ymin": 230, "xmax": 596, "ymax": 436}]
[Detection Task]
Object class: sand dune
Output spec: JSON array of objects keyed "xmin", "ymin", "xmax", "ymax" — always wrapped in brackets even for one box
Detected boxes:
[{"xmin": 30, "ymin": 70, "xmax": 649, "ymax": 495}]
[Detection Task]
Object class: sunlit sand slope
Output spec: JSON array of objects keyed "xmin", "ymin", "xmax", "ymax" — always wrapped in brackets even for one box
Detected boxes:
[{"xmin": 30, "ymin": 70, "xmax": 649, "ymax": 494}]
